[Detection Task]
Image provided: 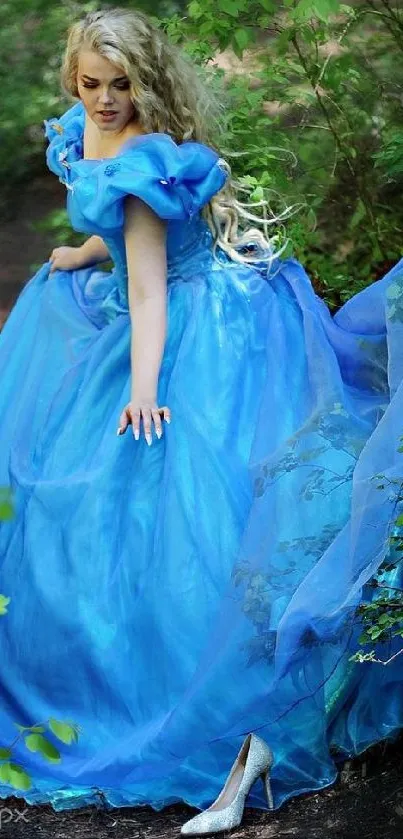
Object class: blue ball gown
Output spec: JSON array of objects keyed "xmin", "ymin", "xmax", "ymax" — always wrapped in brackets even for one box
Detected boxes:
[{"xmin": 0, "ymin": 99, "xmax": 402, "ymax": 812}]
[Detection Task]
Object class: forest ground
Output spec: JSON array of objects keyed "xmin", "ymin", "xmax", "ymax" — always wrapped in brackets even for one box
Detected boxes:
[{"xmin": 0, "ymin": 737, "xmax": 402, "ymax": 839}]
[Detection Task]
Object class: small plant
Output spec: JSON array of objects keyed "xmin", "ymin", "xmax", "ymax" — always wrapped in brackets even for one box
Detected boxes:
[{"xmin": 0, "ymin": 721, "xmax": 81, "ymax": 792}]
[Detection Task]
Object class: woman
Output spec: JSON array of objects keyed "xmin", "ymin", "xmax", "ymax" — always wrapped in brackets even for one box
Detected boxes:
[{"xmin": 0, "ymin": 6, "xmax": 402, "ymax": 836}]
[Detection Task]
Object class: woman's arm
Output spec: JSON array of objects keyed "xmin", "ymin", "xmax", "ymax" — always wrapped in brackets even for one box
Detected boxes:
[
  {"xmin": 49, "ymin": 235, "xmax": 110, "ymax": 274},
  {"xmin": 121, "ymin": 195, "xmax": 168, "ymax": 443},
  {"xmin": 78, "ymin": 235, "xmax": 110, "ymax": 265}
]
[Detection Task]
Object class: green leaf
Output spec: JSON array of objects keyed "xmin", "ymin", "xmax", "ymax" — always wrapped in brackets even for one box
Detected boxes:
[
  {"xmin": 218, "ymin": 0, "xmax": 241, "ymax": 17},
  {"xmin": 0, "ymin": 761, "xmax": 30, "ymax": 790},
  {"xmin": 8, "ymin": 764, "xmax": 31, "ymax": 791},
  {"xmin": 275, "ymin": 27, "xmax": 295, "ymax": 55},
  {"xmin": 350, "ymin": 199, "xmax": 366, "ymax": 230},
  {"xmin": 0, "ymin": 595, "xmax": 10, "ymax": 616},
  {"xmin": 0, "ymin": 763, "xmax": 12, "ymax": 784},
  {"xmin": 396, "ymin": 514, "xmax": 403, "ymax": 527},
  {"xmin": 0, "ymin": 488, "xmax": 14, "ymax": 522},
  {"xmin": 188, "ymin": 0, "xmax": 202, "ymax": 18},
  {"xmin": 0, "ymin": 500, "xmax": 13, "ymax": 521},
  {"xmin": 233, "ymin": 27, "xmax": 251, "ymax": 52},
  {"xmin": 199, "ymin": 21, "xmax": 214, "ymax": 36},
  {"xmin": 48, "ymin": 719, "xmax": 79, "ymax": 745},
  {"xmin": 0, "ymin": 747, "xmax": 11, "ymax": 760},
  {"xmin": 378, "ymin": 613, "xmax": 391, "ymax": 625},
  {"xmin": 294, "ymin": 0, "xmax": 316, "ymax": 20},
  {"xmin": 24, "ymin": 734, "xmax": 61, "ymax": 763},
  {"xmin": 251, "ymin": 185, "xmax": 265, "ymax": 201},
  {"xmin": 295, "ymin": 0, "xmax": 340, "ymax": 20}
]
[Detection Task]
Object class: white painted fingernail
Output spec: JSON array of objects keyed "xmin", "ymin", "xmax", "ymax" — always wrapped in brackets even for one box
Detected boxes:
[
  {"xmin": 156, "ymin": 429, "xmax": 162, "ymax": 439},
  {"xmin": 165, "ymin": 417, "xmax": 171, "ymax": 424},
  {"xmin": 146, "ymin": 434, "xmax": 152, "ymax": 446},
  {"xmin": 134, "ymin": 429, "xmax": 139, "ymax": 440}
]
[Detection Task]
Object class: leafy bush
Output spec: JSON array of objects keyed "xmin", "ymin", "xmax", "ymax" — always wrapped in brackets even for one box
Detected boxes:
[{"xmin": 163, "ymin": 0, "xmax": 403, "ymax": 307}]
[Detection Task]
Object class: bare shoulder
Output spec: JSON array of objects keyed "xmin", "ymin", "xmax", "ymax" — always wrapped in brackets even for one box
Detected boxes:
[{"xmin": 124, "ymin": 195, "xmax": 167, "ymax": 235}]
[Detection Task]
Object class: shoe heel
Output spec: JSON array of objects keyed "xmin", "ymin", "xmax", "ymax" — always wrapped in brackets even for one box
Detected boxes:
[{"xmin": 260, "ymin": 769, "xmax": 274, "ymax": 810}]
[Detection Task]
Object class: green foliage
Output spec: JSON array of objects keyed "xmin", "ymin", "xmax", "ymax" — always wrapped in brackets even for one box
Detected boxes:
[{"xmin": 163, "ymin": 0, "xmax": 403, "ymax": 309}]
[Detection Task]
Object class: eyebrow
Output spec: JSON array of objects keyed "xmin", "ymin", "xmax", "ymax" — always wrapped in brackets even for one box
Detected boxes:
[{"xmin": 81, "ymin": 74, "xmax": 128, "ymax": 81}]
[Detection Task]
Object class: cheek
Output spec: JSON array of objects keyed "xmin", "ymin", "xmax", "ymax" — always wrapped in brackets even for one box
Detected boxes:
[
  {"xmin": 123, "ymin": 99, "xmax": 135, "ymax": 115},
  {"xmin": 78, "ymin": 88, "xmax": 95, "ymax": 107}
]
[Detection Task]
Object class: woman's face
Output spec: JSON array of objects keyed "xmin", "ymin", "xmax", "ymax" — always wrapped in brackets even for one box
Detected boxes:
[{"xmin": 77, "ymin": 49, "xmax": 137, "ymax": 133}]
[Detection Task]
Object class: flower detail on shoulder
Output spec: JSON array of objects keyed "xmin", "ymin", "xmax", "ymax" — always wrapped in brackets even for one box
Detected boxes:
[
  {"xmin": 58, "ymin": 149, "xmax": 70, "ymax": 169},
  {"xmin": 50, "ymin": 122, "xmax": 64, "ymax": 135},
  {"xmin": 104, "ymin": 162, "xmax": 121, "ymax": 177}
]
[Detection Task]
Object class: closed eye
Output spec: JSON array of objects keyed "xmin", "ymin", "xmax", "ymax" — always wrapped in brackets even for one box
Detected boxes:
[{"xmin": 82, "ymin": 82, "xmax": 130, "ymax": 90}]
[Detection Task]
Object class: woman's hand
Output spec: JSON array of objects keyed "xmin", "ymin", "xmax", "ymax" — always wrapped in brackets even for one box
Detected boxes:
[
  {"xmin": 48, "ymin": 246, "xmax": 84, "ymax": 274},
  {"xmin": 117, "ymin": 399, "xmax": 171, "ymax": 445}
]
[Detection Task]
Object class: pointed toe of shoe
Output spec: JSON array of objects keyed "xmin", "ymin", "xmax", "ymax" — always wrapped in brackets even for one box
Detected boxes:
[
  {"xmin": 181, "ymin": 809, "xmax": 239, "ymax": 836},
  {"xmin": 180, "ymin": 813, "xmax": 205, "ymax": 836}
]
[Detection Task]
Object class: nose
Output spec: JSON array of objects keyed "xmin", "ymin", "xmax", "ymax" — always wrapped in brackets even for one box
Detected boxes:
[{"xmin": 98, "ymin": 87, "xmax": 114, "ymax": 105}]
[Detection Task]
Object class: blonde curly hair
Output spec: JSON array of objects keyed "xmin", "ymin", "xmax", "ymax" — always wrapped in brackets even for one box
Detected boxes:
[{"xmin": 61, "ymin": 6, "xmax": 294, "ymax": 266}]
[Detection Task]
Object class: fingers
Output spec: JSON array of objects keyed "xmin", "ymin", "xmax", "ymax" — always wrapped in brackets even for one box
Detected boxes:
[
  {"xmin": 117, "ymin": 407, "xmax": 130, "ymax": 436},
  {"xmin": 131, "ymin": 408, "xmax": 141, "ymax": 441},
  {"xmin": 48, "ymin": 248, "xmax": 68, "ymax": 274},
  {"xmin": 49, "ymin": 248, "xmax": 57, "ymax": 273},
  {"xmin": 159, "ymin": 406, "xmax": 171, "ymax": 425},
  {"xmin": 117, "ymin": 405, "xmax": 172, "ymax": 443},
  {"xmin": 152, "ymin": 408, "xmax": 163, "ymax": 441},
  {"xmin": 49, "ymin": 253, "xmax": 59, "ymax": 274},
  {"xmin": 141, "ymin": 408, "xmax": 152, "ymax": 446}
]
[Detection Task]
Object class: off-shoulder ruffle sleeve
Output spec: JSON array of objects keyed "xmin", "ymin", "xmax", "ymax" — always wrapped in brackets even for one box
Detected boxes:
[
  {"xmin": 43, "ymin": 101, "xmax": 229, "ymax": 234},
  {"xmin": 68, "ymin": 134, "xmax": 229, "ymax": 235}
]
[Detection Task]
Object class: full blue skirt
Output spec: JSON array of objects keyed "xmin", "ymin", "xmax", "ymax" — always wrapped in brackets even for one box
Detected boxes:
[{"xmin": 0, "ymin": 250, "xmax": 402, "ymax": 812}]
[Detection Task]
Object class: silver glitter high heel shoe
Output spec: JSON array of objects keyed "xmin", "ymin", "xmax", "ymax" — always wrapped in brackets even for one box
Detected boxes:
[{"xmin": 180, "ymin": 733, "xmax": 274, "ymax": 836}]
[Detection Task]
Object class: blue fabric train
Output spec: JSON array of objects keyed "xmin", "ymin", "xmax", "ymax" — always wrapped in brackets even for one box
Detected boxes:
[{"xmin": 0, "ymin": 99, "xmax": 402, "ymax": 812}]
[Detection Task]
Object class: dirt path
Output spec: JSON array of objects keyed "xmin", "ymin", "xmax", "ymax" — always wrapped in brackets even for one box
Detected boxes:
[{"xmin": 0, "ymin": 739, "xmax": 401, "ymax": 839}]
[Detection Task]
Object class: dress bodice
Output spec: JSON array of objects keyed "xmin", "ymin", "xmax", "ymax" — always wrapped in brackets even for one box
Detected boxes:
[{"xmin": 43, "ymin": 101, "xmax": 229, "ymax": 306}]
